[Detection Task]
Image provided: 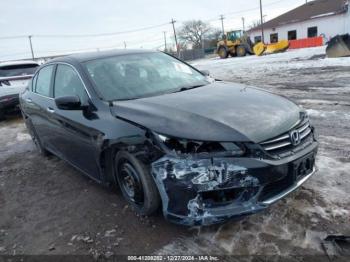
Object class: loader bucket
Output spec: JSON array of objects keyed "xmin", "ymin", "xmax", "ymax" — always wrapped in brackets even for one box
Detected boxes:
[
  {"xmin": 326, "ymin": 34, "xmax": 350, "ymax": 58},
  {"xmin": 265, "ymin": 40, "xmax": 289, "ymax": 54},
  {"xmin": 253, "ymin": 40, "xmax": 289, "ymax": 56},
  {"xmin": 253, "ymin": 42, "xmax": 266, "ymax": 56}
]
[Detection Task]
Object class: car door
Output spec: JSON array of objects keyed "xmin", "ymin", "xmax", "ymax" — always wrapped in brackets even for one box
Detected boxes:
[
  {"xmin": 51, "ymin": 64, "xmax": 100, "ymax": 179},
  {"xmin": 27, "ymin": 64, "xmax": 58, "ymax": 152}
]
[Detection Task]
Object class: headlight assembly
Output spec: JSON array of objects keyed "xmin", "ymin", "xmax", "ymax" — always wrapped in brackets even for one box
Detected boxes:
[{"xmin": 154, "ymin": 132, "xmax": 245, "ymax": 157}]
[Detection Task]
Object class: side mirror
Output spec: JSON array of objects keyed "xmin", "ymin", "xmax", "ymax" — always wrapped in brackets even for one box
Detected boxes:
[
  {"xmin": 55, "ymin": 95, "xmax": 82, "ymax": 110},
  {"xmin": 201, "ymin": 70, "xmax": 210, "ymax": 76}
]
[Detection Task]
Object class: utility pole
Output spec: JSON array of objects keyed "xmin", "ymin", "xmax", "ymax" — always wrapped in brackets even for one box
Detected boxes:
[
  {"xmin": 201, "ymin": 32, "xmax": 205, "ymax": 52},
  {"xmin": 28, "ymin": 35, "xmax": 34, "ymax": 59},
  {"xmin": 259, "ymin": 0, "xmax": 265, "ymax": 43},
  {"xmin": 163, "ymin": 31, "xmax": 167, "ymax": 51},
  {"xmin": 171, "ymin": 19, "xmax": 179, "ymax": 56},
  {"xmin": 242, "ymin": 17, "xmax": 245, "ymax": 32},
  {"xmin": 220, "ymin": 15, "xmax": 225, "ymax": 35}
]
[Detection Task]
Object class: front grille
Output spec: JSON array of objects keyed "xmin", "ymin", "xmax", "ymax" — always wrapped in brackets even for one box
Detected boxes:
[{"xmin": 260, "ymin": 119, "xmax": 313, "ymax": 157}]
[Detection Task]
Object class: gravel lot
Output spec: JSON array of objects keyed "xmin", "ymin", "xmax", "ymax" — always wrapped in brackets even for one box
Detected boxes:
[{"xmin": 0, "ymin": 47, "xmax": 349, "ymax": 258}]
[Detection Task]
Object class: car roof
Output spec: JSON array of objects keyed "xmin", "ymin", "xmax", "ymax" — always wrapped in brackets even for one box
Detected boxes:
[
  {"xmin": 49, "ymin": 49, "xmax": 158, "ymax": 64},
  {"xmin": 0, "ymin": 60, "xmax": 39, "ymax": 68}
]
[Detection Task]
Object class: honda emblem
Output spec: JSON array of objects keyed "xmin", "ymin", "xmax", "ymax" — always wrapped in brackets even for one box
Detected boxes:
[{"xmin": 290, "ymin": 130, "xmax": 301, "ymax": 146}]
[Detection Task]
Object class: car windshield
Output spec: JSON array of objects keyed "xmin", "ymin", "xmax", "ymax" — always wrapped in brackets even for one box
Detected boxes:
[
  {"xmin": 0, "ymin": 64, "xmax": 38, "ymax": 77},
  {"xmin": 84, "ymin": 52, "xmax": 209, "ymax": 101}
]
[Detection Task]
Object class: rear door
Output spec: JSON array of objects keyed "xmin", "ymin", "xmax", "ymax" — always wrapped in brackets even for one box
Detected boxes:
[
  {"xmin": 50, "ymin": 64, "xmax": 100, "ymax": 179},
  {"xmin": 27, "ymin": 65, "xmax": 57, "ymax": 152}
]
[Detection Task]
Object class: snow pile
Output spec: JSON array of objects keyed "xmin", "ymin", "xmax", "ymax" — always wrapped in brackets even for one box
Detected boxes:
[{"xmin": 193, "ymin": 47, "xmax": 350, "ymax": 82}]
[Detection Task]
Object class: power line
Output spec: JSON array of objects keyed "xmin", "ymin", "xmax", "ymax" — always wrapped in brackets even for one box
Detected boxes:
[
  {"xmin": 204, "ymin": 0, "xmax": 288, "ymax": 22},
  {"xmin": 0, "ymin": 22, "xmax": 169, "ymax": 40},
  {"xmin": 36, "ymin": 23, "xmax": 169, "ymax": 38},
  {"xmin": 0, "ymin": 51, "xmax": 31, "ymax": 60},
  {"xmin": 0, "ymin": 35, "xmax": 28, "ymax": 40},
  {"xmin": 224, "ymin": 0, "xmax": 287, "ymax": 17}
]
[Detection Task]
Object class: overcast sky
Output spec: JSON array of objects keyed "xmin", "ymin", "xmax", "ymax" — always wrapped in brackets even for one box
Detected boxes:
[{"xmin": 0, "ymin": 0, "xmax": 306, "ymax": 61}]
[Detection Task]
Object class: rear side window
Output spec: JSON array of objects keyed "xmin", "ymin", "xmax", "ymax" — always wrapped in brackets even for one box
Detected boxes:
[
  {"xmin": 35, "ymin": 65, "xmax": 54, "ymax": 97},
  {"xmin": 54, "ymin": 65, "xmax": 88, "ymax": 102}
]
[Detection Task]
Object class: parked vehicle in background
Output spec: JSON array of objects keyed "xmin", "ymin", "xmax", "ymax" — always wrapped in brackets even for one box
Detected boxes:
[
  {"xmin": 0, "ymin": 60, "xmax": 39, "ymax": 120},
  {"xmin": 20, "ymin": 50, "xmax": 318, "ymax": 226}
]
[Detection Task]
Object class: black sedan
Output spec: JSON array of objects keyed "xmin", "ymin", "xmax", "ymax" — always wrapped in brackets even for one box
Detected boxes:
[{"xmin": 20, "ymin": 50, "xmax": 318, "ymax": 226}]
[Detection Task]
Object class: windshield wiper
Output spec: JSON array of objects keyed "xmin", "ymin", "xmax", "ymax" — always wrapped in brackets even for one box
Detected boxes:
[{"xmin": 174, "ymin": 84, "xmax": 207, "ymax": 93}]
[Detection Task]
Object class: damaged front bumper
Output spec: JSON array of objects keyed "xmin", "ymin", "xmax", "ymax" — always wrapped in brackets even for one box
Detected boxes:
[{"xmin": 151, "ymin": 142, "xmax": 318, "ymax": 226}]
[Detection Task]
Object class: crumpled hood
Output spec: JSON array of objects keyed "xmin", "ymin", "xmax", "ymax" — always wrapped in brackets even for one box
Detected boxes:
[{"xmin": 111, "ymin": 82, "xmax": 301, "ymax": 143}]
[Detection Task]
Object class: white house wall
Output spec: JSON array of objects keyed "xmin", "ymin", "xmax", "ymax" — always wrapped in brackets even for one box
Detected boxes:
[{"xmin": 249, "ymin": 12, "xmax": 350, "ymax": 44}]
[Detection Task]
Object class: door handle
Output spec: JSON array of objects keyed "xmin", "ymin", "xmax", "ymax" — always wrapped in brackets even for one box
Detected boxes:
[
  {"xmin": 26, "ymin": 98, "xmax": 33, "ymax": 103},
  {"xmin": 47, "ymin": 107, "xmax": 55, "ymax": 113}
]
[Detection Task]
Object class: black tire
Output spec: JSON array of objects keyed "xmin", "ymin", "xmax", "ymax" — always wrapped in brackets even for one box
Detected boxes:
[
  {"xmin": 218, "ymin": 46, "xmax": 229, "ymax": 59},
  {"xmin": 236, "ymin": 45, "xmax": 247, "ymax": 57},
  {"xmin": 26, "ymin": 120, "xmax": 51, "ymax": 156},
  {"xmin": 115, "ymin": 151, "xmax": 160, "ymax": 215}
]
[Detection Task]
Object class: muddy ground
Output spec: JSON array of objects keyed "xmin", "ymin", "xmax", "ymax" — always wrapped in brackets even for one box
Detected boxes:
[{"xmin": 0, "ymin": 47, "xmax": 349, "ymax": 258}]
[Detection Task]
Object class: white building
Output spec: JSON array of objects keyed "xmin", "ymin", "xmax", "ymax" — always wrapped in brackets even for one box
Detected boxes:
[{"xmin": 248, "ymin": 0, "xmax": 350, "ymax": 44}]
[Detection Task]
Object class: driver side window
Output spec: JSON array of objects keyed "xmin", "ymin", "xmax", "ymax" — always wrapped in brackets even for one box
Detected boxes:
[{"xmin": 54, "ymin": 64, "xmax": 88, "ymax": 102}]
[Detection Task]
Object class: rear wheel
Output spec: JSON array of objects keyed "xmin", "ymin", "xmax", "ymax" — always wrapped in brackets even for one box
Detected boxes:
[
  {"xmin": 218, "ymin": 46, "xmax": 229, "ymax": 59},
  {"xmin": 236, "ymin": 45, "xmax": 247, "ymax": 57},
  {"xmin": 115, "ymin": 151, "xmax": 160, "ymax": 215}
]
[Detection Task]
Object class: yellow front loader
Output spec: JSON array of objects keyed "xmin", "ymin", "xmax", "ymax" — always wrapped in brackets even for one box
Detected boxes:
[
  {"xmin": 217, "ymin": 30, "xmax": 254, "ymax": 59},
  {"xmin": 217, "ymin": 30, "xmax": 290, "ymax": 58}
]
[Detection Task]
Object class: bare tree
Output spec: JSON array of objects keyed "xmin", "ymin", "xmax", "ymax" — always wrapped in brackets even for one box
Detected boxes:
[
  {"xmin": 178, "ymin": 20, "xmax": 212, "ymax": 49},
  {"xmin": 249, "ymin": 19, "xmax": 262, "ymax": 30}
]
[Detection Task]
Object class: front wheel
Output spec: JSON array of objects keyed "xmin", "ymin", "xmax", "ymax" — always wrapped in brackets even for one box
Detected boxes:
[
  {"xmin": 115, "ymin": 151, "xmax": 160, "ymax": 215},
  {"xmin": 236, "ymin": 45, "xmax": 247, "ymax": 57}
]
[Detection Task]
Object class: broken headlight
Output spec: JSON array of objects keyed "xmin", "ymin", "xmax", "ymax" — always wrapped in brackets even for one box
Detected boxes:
[{"xmin": 155, "ymin": 133, "xmax": 245, "ymax": 157}]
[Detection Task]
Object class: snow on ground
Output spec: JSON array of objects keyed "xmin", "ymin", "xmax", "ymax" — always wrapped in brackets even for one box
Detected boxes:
[
  {"xmin": 0, "ymin": 118, "xmax": 33, "ymax": 161},
  {"xmin": 157, "ymin": 47, "xmax": 350, "ymax": 256},
  {"xmin": 192, "ymin": 47, "xmax": 350, "ymax": 76}
]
